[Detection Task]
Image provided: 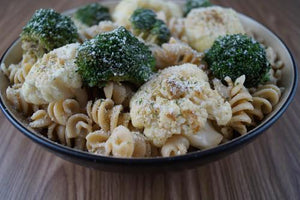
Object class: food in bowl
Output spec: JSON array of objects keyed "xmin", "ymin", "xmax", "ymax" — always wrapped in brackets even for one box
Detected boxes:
[{"xmin": 0, "ymin": 0, "xmax": 284, "ymax": 158}]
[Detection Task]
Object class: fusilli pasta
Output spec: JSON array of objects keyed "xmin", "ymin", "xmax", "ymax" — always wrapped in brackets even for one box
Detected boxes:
[
  {"xmin": 47, "ymin": 99, "xmax": 81, "ymax": 125},
  {"xmin": 103, "ymin": 82, "xmax": 133, "ymax": 106},
  {"xmin": 29, "ymin": 109, "xmax": 52, "ymax": 128},
  {"xmin": 106, "ymin": 125, "xmax": 135, "ymax": 157},
  {"xmin": 87, "ymin": 99, "xmax": 131, "ymax": 132},
  {"xmin": 66, "ymin": 114, "xmax": 92, "ymax": 147},
  {"xmin": 223, "ymin": 75, "xmax": 254, "ymax": 135},
  {"xmin": 47, "ymin": 123, "xmax": 71, "ymax": 147},
  {"xmin": 86, "ymin": 130, "xmax": 111, "ymax": 155},
  {"xmin": 1, "ymin": 52, "xmax": 36, "ymax": 84},
  {"xmin": 151, "ymin": 37, "xmax": 204, "ymax": 69},
  {"xmin": 6, "ymin": 84, "xmax": 39, "ymax": 115},
  {"xmin": 249, "ymin": 84, "xmax": 281, "ymax": 122}
]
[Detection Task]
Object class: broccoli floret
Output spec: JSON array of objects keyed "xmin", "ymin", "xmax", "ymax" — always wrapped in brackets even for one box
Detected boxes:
[
  {"xmin": 130, "ymin": 8, "xmax": 157, "ymax": 31},
  {"xmin": 205, "ymin": 34, "xmax": 270, "ymax": 88},
  {"xmin": 76, "ymin": 27, "xmax": 156, "ymax": 87},
  {"xmin": 21, "ymin": 9, "xmax": 78, "ymax": 57},
  {"xmin": 129, "ymin": 8, "xmax": 171, "ymax": 45},
  {"xmin": 74, "ymin": 3, "xmax": 111, "ymax": 26},
  {"xmin": 150, "ymin": 20, "xmax": 171, "ymax": 45},
  {"xmin": 184, "ymin": 0, "xmax": 212, "ymax": 16}
]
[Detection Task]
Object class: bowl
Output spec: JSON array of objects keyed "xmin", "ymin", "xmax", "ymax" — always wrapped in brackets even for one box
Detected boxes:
[{"xmin": 0, "ymin": 1, "xmax": 297, "ymax": 173}]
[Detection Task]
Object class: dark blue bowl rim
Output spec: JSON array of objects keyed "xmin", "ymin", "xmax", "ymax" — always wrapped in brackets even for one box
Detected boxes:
[{"xmin": 0, "ymin": 25, "xmax": 298, "ymax": 166}]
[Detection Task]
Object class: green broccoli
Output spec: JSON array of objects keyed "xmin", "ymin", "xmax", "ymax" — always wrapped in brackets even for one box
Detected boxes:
[
  {"xmin": 205, "ymin": 34, "xmax": 270, "ymax": 88},
  {"xmin": 76, "ymin": 27, "xmax": 156, "ymax": 87},
  {"xmin": 21, "ymin": 9, "xmax": 78, "ymax": 57},
  {"xmin": 73, "ymin": 3, "xmax": 111, "ymax": 27},
  {"xmin": 130, "ymin": 8, "xmax": 171, "ymax": 45},
  {"xmin": 130, "ymin": 8, "xmax": 157, "ymax": 31},
  {"xmin": 184, "ymin": 0, "xmax": 212, "ymax": 16}
]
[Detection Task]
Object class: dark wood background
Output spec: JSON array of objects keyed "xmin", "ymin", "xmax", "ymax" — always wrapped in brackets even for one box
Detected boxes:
[{"xmin": 0, "ymin": 0, "xmax": 299, "ymax": 199}]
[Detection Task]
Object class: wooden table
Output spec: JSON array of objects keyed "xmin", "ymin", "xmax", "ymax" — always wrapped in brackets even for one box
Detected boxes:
[{"xmin": 0, "ymin": 0, "xmax": 299, "ymax": 199}]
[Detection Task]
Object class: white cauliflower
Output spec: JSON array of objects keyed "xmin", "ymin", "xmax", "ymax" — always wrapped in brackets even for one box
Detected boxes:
[
  {"xmin": 185, "ymin": 6, "xmax": 245, "ymax": 52},
  {"xmin": 112, "ymin": 0, "xmax": 183, "ymax": 29},
  {"xmin": 130, "ymin": 64, "xmax": 232, "ymax": 147},
  {"xmin": 21, "ymin": 43, "xmax": 87, "ymax": 105}
]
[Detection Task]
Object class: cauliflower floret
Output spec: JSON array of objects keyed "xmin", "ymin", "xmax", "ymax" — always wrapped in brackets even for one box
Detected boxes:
[
  {"xmin": 185, "ymin": 6, "xmax": 245, "ymax": 52},
  {"xmin": 130, "ymin": 64, "xmax": 232, "ymax": 147},
  {"xmin": 112, "ymin": 0, "xmax": 182, "ymax": 29},
  {"xmin": 21, "ymin": 43, "xmax": 87, "ymax": 105}
]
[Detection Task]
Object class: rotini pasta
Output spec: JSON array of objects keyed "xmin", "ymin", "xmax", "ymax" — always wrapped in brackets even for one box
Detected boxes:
[
  {"xmin": 249, "ymin": 84, "xmax": 281, "ymax": 122},
  {"xmin": 66, "ymin": 113, "xmax": 92, "ymax": 142},
  {"xmin": 1, "ymin": 52, "xmax": 36, "ymax": 84},
  {"xmin": 86, "ymin": 130, "xmax": 111, "ymax": 155},
  {"xmin": 87, "ymin": 99, "xmax": 131, "ymax": 132},
  {"xmin": 29, "ymin": 109, "xmax": 52, "ymax": 128},
  {"xmin": 151, "ymin": 37, "xmax": 204, "ymax": 69},
  {"xmin": 106, "ymin": 125, "xmax": 135, "ymax": 157},
  {"xmin": 47, "ymin": 123, "xmax": 71, "ymax": 147},
  {"xmin": 6, "ymin": 84, "xmax": 39, "ymax": 115},
  {"xmin": 103, "ymin": 82, "xmax": 133, "ymax": 106},
  {"xmin": 161, "ymin": 135, "xmax": 189, "ymax": 157},
  {"xmin": 47, "ymin": 99, "xmax": 81, "ymax": 125},
  {"xmin": 223, "ymin": 75, "xmax": 254, "ymax": 135}
]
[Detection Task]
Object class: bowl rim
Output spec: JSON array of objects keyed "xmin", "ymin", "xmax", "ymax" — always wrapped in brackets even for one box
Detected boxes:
[{"xmin": 0, "ymin": 13, "xmax": 298, "ymax": 166}]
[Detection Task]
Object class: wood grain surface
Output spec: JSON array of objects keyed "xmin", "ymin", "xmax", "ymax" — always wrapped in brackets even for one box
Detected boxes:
[{"xmin": 0, "ymin": 0, "xmax": 299, "ymax": 199}]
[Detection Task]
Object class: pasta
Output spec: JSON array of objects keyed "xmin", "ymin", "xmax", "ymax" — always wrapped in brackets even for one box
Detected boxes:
[
  {"xmin": 86, "ymin": 130, "xmax": 111, "ymax": 155},
  {"xmin": 106, "ymin": 125, "xmax": 135, "ymax": 157},
  {"xmin": 1, "ymin": 52, "xmax": 36, "ymax": 84},
  {"xmin": 87, "ymin": 99, "xmax": 131, "ymax": 132},
  {"xmin": 29, "ymin": 109, "xmax": 52, "ymax": 128},
  {"xmin": 161, "ymin": 135, "xmax": 189, "ymax": 157},
  {"xmin": 6, "ymin": 84, "xmax": 39, "ymax": 115},
  {"xmin": 249, "ymin": 84, "xmax": 281, "ymax": 122},
  {"xmin": 151, "ymin": 37, "xmax": 204, "ymax": 69},
  {"xmin": 103, "ymin": 82, "xmax": 133, "ymax": 106},
  {"xmin": 47, "ymin": 99, "xmax": 81, "ymax": 125},
  {"xmin": 222, "ymin": 75, "xmax": 254, "ymax": 135},
  {"xmin": 1, "ymin": 1, "xmax": 285, "ymax": 158},
  {"xmin": 66, "ymin": 113, "xmax": 92, "ymax": 138},
  {"xmin": 47, "ymin": 123, "xmax": 71, "ymax": 147}
]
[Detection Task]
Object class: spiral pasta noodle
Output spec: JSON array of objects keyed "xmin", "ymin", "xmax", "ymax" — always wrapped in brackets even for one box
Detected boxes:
[
  {"xmin": 47, "ymin": 99, "xmax": 81, "ymax": 125},
  {"xmin": 223, "ymin": 75, "xmax": 254, "ymax": 135},
  {"xmin": 151, "ymin": 37, "xmax": 203, "ymax": 69},
  {"xmin": 86, "ymin": 130, "xmax": 111, "ymax": 155},
  {"xmin": 103, "ymin": 82, "xmax": 133, "ymax": 106},
  {"xmin": 87, "ymin": 99, "xmax": 131, "ymax": 132},
  {"xmin": 66, "ymin": 113, "xmax": 92, "ymax": 139},
  {"xmin": 6, "ymin": 84, "xmax": 39, "ymax": 115},
  {"xmin": 47, "ymin": 123, "xmax": 72, "ymax": 147},
  {"xmin": 249, "ymin": 84, "xmax": 281, "ymax": 122},
  {"xmin": 1, "ymin": 52, "xmax": 36, "ymax": 84},
  {"xmin": 29, "ymin": 109, "xmax": 52, "ymax": 128}
]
